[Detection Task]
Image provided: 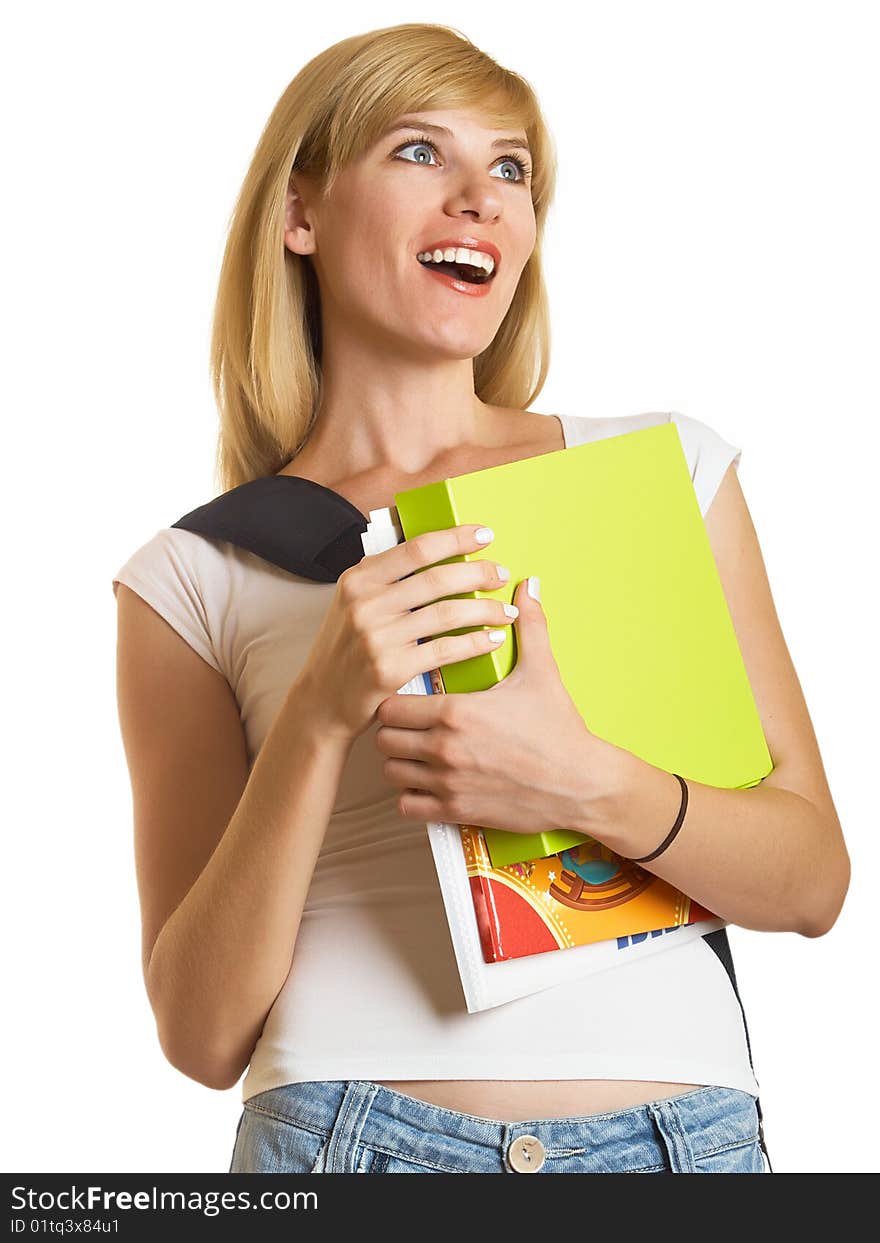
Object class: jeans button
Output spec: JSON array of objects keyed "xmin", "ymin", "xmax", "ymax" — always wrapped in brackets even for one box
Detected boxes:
[{"xmin": 506, "ymin": 1135, "xmax": 546, "ymax": 1173}]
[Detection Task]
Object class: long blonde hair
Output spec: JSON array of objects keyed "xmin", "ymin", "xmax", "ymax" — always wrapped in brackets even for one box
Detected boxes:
[{"xmin": 210, "ymin": 22, "xmax": 558, "ymax": 494}]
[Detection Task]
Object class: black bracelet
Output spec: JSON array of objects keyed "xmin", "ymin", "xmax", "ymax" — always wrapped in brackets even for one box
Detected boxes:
[{"xmin": 629, "ymin": 773, "xmax": 689, "ymax": 863}]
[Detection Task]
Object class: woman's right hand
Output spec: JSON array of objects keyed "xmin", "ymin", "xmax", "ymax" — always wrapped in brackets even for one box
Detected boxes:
[{"xmin": 297, "ymin": 524, "xmax": 518, "ymax": 745}]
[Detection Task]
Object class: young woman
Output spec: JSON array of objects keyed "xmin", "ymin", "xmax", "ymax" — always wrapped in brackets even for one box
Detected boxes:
[{"xmin": 112, "ymin": 22, "xmax": 849, "ymax": 1174}]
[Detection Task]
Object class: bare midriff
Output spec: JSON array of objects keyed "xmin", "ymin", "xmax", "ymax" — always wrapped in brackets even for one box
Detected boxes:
[
  {"xmin": 282, "ymin": 410, "xmax": 703, "ymax": 1124},
  {"xmin": 374, "ymin": 1079, "xmax": 704, "ymax": 1121}
]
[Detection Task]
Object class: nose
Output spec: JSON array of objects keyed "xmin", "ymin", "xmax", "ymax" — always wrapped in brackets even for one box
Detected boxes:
[{"xmin": 442, "ymin": 173, "xmax": 503, "ymax": 223}]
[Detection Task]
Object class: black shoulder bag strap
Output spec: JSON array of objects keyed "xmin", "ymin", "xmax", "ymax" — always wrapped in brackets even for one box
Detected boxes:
[
  {"xmin": 170, "ymin": 474, "xmax": 369, "ymax": 582},
  {"xmin": 701, "ymin": 927, "xmax": 774, "ymax": 1171}
]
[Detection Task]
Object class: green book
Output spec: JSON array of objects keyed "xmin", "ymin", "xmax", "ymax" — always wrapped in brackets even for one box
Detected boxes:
[{"xmin": 393, "ymin": 420, "xmax": 773, "ymax": 869}]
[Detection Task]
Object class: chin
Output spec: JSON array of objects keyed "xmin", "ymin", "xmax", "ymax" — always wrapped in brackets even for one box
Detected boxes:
[{"xmin": 390, "ymin": 332, "xmax": 484, "ymax": 362}]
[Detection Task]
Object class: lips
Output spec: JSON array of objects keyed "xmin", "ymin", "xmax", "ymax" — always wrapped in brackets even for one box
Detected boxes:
[
  {"xmin": 418, "ymin": 263, "xmax": 496, "ymax": 298},
  {"xmin": 417, "ymin": 237, "xmax": 501, "ymax": 277}
]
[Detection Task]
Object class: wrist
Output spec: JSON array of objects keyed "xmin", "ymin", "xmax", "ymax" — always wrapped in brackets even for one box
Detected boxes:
[
  {"xmin": 564, "ymin": 734, "xmax": 634, "ymax": 839},
  {"xmin": 583, "ymin": 742, "xmax": 683, "ymax": 859},
  {"xmin": 288, "ymin": 670, "xmax": 358, "ymax": 752}
]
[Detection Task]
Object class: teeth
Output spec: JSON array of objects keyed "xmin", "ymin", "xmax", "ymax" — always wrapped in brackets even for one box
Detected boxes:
[{"xmin": 417, "ymin": 246, "xmax": 496, "ymax": 276}]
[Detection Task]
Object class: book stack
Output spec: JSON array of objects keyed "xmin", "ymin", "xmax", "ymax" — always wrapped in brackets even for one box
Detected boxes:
[{"xmin": 361, "ymin": 420, "xmax": 772, "ymax": 1012}]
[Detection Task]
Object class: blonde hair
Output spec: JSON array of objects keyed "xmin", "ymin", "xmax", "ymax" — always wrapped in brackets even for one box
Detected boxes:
[{"xmin": 210, "ymin": 22, "xmax": 558, "ymax": 493}]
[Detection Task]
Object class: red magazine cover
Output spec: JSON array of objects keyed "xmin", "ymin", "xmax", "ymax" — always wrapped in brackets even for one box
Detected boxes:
[
  {"xmin": 460, "ymin": 822, "xmax": 715, "ymax": 963},
  {"xmin": 422, "ymin": 668, "xmax": 716, "ymax": 964}
]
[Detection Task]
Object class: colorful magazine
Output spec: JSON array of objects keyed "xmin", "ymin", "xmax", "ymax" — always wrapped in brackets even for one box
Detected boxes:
[{"xmin": 418, "ymin": 662, "xmax": 713, "ymax": 963}]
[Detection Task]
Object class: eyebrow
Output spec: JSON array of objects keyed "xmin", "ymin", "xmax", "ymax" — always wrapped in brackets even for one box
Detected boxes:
[{"xmin": 381, "ymin": 116, "xmax": 531, "ymax": 155}]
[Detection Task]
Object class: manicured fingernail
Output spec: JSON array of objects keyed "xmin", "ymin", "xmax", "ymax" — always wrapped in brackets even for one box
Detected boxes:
[
  {"xmin": 488, "ymin": 630, "xmax": 506, "ymax": 643},
  {"xmin": 475, "ymin": 527, "xmax": 494, "ymax": 543},
  {"xmin": 503, "ymin": 603, "xmax": 519, "ymax": 618},
  {"xmin": 527, "ymin": 575, "xmax": 541, "ymax": 601}
]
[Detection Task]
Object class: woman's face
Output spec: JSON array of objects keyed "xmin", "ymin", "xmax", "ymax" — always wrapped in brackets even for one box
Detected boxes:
[{"xmin": 286, "ymin": 107, "xmax": 537, "ymax": 360}]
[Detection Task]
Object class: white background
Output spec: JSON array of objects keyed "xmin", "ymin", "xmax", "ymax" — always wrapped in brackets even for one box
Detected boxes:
[{"xmin": 3, "ymin": 0, "xmax": 877, "ymax": 1175}]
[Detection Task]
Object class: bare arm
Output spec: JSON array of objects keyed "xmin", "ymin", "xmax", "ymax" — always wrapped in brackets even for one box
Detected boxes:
[
  {"xmin": 592, "ymin": 752, "xmax": 847, "ymax": 937},
  {"xmin": 584, "ymin": 465, "xmax": 850, "ymax": 937},
  {"xmin": 145, "ymin": 676, "xmax": 351, "ymax": 1091},
  {"xmin": 116, "ymin": 584, "xmax": 351, "ymax": 1091},
  {"xmin": 116, "ymin": 523, "xmax": 521, "ymax": 1091}
]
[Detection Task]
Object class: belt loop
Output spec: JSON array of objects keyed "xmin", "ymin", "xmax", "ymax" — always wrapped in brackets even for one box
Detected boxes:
[
  {"xmin": 647, "ymin": 1100, "xmax": 697, "ymax": 1173},
  {"xmin": 323, "ymin": 1081, "xmax": 380, "ymax": 1173}
]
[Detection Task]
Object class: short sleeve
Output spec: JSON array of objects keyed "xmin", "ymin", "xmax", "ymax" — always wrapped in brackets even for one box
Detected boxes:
[
  {"xmin": 111, "ymin": 528, "xmax": 225, "ymax": 676},
  {"xmin": 667, "ymin": 411, "xmax": 742, "ymax": 518}
]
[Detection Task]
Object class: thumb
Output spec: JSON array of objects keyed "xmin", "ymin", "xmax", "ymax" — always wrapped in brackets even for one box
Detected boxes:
[{"xmin": 511, "ymin": 575, "xmax": 550, "ymax": 660}]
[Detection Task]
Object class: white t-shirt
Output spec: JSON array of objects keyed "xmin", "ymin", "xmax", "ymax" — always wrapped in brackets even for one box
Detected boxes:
[{"xmin": 111, "ymin": 410, "xmax": 762, "ymax": 1104}]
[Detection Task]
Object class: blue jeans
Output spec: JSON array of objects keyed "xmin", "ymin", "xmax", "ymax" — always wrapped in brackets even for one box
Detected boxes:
[{"xmin": 229, "ymin": 1080, "xmax": 770, "ymax": 1174}]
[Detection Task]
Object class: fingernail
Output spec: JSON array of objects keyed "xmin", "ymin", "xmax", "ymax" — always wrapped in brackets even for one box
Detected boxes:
[
  {"xmin": 503, "ymin": 603, "xmax": 519, "ymax": 618},
  {"xmin": 527, "ymin": 575, "xmax": 541, "ymax": 601},
  {"xmin": 475, "ymin": 527, "xmax": 494, "ymax": 543}
]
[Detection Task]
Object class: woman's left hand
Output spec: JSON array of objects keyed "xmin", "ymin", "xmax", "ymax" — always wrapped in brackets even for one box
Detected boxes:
[{"xmin": 374, "ymin": 577, "xmax": 620, "ymax": 834}]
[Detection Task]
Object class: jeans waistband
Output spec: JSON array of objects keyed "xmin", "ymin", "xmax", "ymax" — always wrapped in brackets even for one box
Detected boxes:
[{"xmin": 242, "ymin": 1079, "xmax": 760, "ymax": 1169}]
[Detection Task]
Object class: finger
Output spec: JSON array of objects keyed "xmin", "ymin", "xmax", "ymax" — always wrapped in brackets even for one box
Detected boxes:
[
  {"xmin": 373, "ymin": 523, "xmax": 495, "ymax": 587},
  {"xmin": 383, "ymin": 757, "xmax": 437, "ymax": 790},
  {"xmin": 375, "ymin": 692, "xmax": 445, "ymax": 729},
  {"xmin": 374, "ymin": 724, "xmax": 434, "ymax": 760},
  {"xmin": 398, "ymin": 788, "xmax": 447, "ymax": 821}
]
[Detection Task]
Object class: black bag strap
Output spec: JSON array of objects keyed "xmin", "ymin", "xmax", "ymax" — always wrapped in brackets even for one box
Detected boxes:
[
  {"xmin": 702, "ymin": 928, "xmax": 774, "ymax": 1172},
  {"xmin": 170, "ymin": 475, "xmax": 369, "ymax": 583}
]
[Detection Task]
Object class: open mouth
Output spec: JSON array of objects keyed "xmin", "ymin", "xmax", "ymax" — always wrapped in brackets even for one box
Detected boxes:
[{"xmin": 417, "ymin": 257, "xmax": 495, "ymax": 285}]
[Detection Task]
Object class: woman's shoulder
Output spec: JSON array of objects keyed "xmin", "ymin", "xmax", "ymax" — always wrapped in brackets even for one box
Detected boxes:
[
  {"xmin": 559, "ymin": 409, "xmax": 742, "ymax": 518},
  {"xmin": 111, "ymin": 524, "xmax": 233, "ymax": 677},
  {"xmin": 112, "ymin": 523, "xmax": 232, "ymax": 591}
]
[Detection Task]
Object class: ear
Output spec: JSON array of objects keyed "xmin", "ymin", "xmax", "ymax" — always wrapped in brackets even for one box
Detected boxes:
[{"xmin": 284, "ymin": 176, "xmax": 316, "ymax": 256}]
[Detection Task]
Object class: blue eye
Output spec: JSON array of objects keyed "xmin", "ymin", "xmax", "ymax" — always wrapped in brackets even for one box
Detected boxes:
[{"xmin": 392, "ymin": 134, "xmax": 532, "ymax": 183}]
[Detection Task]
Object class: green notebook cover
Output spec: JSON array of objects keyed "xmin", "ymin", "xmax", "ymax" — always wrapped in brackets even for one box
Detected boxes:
[{"xmin": 393, "ymin": 421, "xmax": 773, "ymax": 869}]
